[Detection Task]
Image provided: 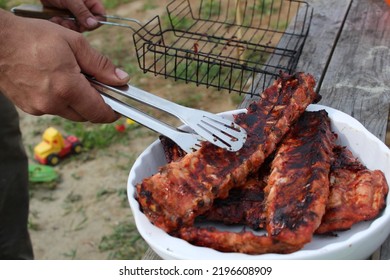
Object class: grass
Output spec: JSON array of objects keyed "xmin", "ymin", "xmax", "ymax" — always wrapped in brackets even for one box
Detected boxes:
[
  {"xmin": 102, "ymin": 0, "xmax": 134, "ymax": 10},
  {"xmin": 200, "ymin": 0, "xmax": 222, "ymax": 18},
  {"xmin": 0, "ymin": 0, "xmax": 7, "ymax": 9},
  {"xmin": 62, "ymin": 191, "xmax": 83, "ymax": 217},
  {"xmin": 96, "ymin": 187, "xmax": 129, "ymax": 207},
  {"xmin": 96, "ymin": 188, "xmax": 117, "ymax": 200},
  {"xmin": 99, "ymin": 220, "xmax": 148, "ymax": 260},
  {"xmin": 142, "ymin": 0, "xmax": 158, "ymax": 11},
  {"xmin": 63, "ymin": 249, "xmax": 77, "ymax": 260},
  {"xmin": 28, "ymin": 210, "xmax": 41, "ymax": 231},
  {"xmin": 48, "ymin": 116, "xmax": 139, "ymax": 150}
]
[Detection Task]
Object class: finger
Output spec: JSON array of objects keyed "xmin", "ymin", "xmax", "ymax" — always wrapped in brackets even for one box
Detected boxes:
[
  {"xmin": 60, "ymin": 0, "xmax": 100, "ymax": 30},
  {"xmin": 57, "ymin": 106, "xmax": 87, "ymax": 122},
  {"xmin": 70, "ymin": 36, "xmax": 130, "ymax": 86},
  {"xmin": 83, "ymin": 0, "xmax": 106, "ymax": 16},
  {"xmin": 41, "ymin": 0, "xmax": 105, "ymax": 31},
  {"xmin": 66, "ymin": 73, "xmax": 119, "ymax": 123}
]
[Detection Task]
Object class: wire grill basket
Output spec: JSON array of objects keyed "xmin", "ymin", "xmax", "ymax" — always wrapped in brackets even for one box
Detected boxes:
[{"xmin": 133, "ymin": 0, "xmax": 312, "ymax": 96}]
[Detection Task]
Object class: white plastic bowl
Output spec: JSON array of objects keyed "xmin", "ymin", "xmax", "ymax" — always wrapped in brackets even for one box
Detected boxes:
[{"xmin": 127, "ymin": 104, "xmax": 390, "ymax": 259}]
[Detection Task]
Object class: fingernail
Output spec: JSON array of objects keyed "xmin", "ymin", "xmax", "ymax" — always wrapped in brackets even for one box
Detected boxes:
[
  {"xmin": 115, "ymin": 68, "xmax": 129, "ymax": 80},
  {"xmin": 86, "ymin": 17, "xmax": 98, "ymax": 28}
]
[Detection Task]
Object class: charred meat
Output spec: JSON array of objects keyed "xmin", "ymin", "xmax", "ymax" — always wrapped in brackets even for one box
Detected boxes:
[
  {"xmin": 316, "ymin": 146, "xmax": 389, "ymax": 234},
  {"xmin": 176, "ymin": 110, "xmax": 336, "ymax": 254},
  {"xmin": 136, "ymin": 72, "xmax": 319, "ymax": 233}
]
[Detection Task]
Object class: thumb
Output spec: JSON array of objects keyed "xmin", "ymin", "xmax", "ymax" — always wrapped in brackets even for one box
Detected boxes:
[{"xmin": 72, "ymin": 37, "xmax": 130, "ymax": 85}]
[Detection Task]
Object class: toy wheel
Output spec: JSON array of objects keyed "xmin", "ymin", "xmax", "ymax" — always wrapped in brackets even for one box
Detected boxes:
[
  {"xmin": 72, "ymin": 143, "xmax": 82, "ymax": 154},
  {"xmin": 47, "ymin": 154, "xmax": 60, "ymax": 166}
]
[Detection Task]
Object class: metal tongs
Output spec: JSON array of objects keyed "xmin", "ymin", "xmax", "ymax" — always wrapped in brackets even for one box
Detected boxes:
[
  {"xmin": 88, "ymin": 78, "xmax": 247, "ymax": 152},
  {"xmin": 11, "ymin": 4, "xmax": 247, "ymax": 152},
  {"xmin": 99, "ymin": 92, "xmax": 203, "ymax": 153}
]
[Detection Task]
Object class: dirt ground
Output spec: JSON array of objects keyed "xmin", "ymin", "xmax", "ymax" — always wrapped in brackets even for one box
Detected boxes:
[
  {"xmin": 20, "ymin": 112, "xmax": 158, "ymax": 259},
  {"xmin": 17, "ymin": 0, "xmax": 239, "ymax": 260}
]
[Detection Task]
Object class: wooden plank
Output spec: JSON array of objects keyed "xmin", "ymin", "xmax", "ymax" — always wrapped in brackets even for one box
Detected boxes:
[
  {"xmin": 318, "ymin": 0, "xmax": 390, "ymax": 260},
  {"xmin": 240, "ymin": 0, "xmax": 352, "ymax": 108},
  {"xmin": 318, "ymin": 0, "xmax": 390, "ymax": 140}
]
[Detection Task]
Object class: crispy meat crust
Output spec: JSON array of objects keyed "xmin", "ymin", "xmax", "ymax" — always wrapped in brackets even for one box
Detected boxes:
[
  {"xmin": 159, "ymin": 135, "xmax": 187, "ymax": 162},
  {"xmin": 198, "ymin": 139, "xmax": 388, "ymax": 238},
  {"xmin": 177, "ymin": 228, "xmax": 302, "ymax": 254},
  {"xmin": 316, "ymin": 146, "xmax": 389, "ymax": 234},
  {"xmin": 198, "ymin": 173, "xmax": 268, "ymax": 229},
  {"xmin": 175, "ymin": 110, "xmax": 336, "ymax": 254},
  {"xmin": 136, "ymin": 73, "xmax": 319, "ymax": 233},
  {"xmin": 264, "ymin": 110, "xmax": 335, "ymax": 245}
]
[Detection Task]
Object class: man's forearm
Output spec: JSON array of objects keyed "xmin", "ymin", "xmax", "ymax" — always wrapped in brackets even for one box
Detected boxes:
[{"xmin": 0, "ymin": 9, "xmax": 16, "ymax": 60}]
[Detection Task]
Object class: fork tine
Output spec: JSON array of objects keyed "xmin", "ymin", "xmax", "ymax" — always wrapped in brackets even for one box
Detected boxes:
[
  {"xmin": 202, "ymin": 113, "xmax": 247, "ymax": 140},
  {"xmin": 173, "ymin": 133, "xmax": 204, "ymax": 153},
  {"xmin": 195, "ymin": 122, "xmax": 244, "ymax": 152},
  {"xmin": 202, "ymin": 113, "xmax": 244, "ymax": 130},
  {"xmin": 202, "ymin": 116, "xmax": 247, "ymax": 140},
  {"xmin": 200, "ymin": 113, "xmax": 247, "ymax": 148}
]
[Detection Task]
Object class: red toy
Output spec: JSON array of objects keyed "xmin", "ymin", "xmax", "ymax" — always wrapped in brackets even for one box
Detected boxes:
[{"xmin": 34, "ymin": 127, "xmax": 82, "ymax": 166}]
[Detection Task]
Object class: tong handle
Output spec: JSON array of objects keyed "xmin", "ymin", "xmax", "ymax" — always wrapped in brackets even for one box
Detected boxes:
[
  {"xmin": 88, "ymin": 78, "xmax": 189, "ymax": 122},
  {"xmin": 11, "ymin": 4, "xmax": 73, "ymax": 20},
  {"xmin": 100, "ymin": 93, "xmax": 174, "ymax": 135}
]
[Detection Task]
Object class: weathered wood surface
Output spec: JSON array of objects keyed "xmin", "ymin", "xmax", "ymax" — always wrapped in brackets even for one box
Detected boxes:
[
  {"xmin": 143, "ymin": 0, "xmax": 390, "ymax": 260},
  {"xmin": 142, "ymin": 247, "xmax": 162, "ymax": 260},
  {"xmin": 319, "ymin": 0, "xmax": 390, "ymax": 140},
  {"xmin": 317, "ymin": 0, "xmax": 390, "ymax": 259}
]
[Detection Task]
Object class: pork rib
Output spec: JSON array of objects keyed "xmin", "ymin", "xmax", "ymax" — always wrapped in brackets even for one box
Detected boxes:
[
  {"xmin": 265, "ymin": 110, "xmax": 335, "ymax": 245},
  {"xmin": 136, "ymin": 72, "xmax": 319, "ymax": 233},
  {"xmin": 197, "ymin": 174, "xmax": 268, "ymax": 229},
  {"xmin": 198, "ymin": 126, "xmax": 388, "ymax": 239},
  {"xmin": 200, "ymin": 145, "xmax": 389, "ymax": 235},
  {"xmin": 176, "ymin": 110, "xmax": 335, "ymax": 254},
  {"xmin": 316, "ymin": 146, "xmax": 389, "ymax": 234}
]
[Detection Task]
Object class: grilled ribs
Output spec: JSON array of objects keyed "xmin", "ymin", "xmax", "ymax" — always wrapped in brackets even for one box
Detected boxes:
[
  {"xmin": 136, "ymin": 72, "xmax": 319, "ymax": 233},
  {"xmin": 264, "ymin": 110, "xmax": 335, "ymax": 245},
  {"xmin": 316, "ymin": 146, "xmax": 389, "ymax": 234},
  {"xmin": 175, "ymin": 110, "xmax": 336, "ymax": 254},
  {"xmin": 199, "ymin": 144, "xmax": 389, "ymax": 236},
  {"xmin": 198, "ymin": 121, "xmax": 388, "ymax": 238},
  {"xmin": 198, "ymin": 173, "xmax": 268, "ymax": 229}
]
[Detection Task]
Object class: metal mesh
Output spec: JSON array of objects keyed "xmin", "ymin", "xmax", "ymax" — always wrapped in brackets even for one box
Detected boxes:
[{"xmin": 133, "ymin": 0, "xmax": 312, "ymax": 96}]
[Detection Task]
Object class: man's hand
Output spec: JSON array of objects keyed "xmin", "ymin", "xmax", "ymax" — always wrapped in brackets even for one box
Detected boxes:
[
  {"xmin": 40, "ymin": 0, "xmax": 105, "ymax": 32},
  {"xmin": 0, "ymin": 10, "xmax": 130, "ymax": 123}
]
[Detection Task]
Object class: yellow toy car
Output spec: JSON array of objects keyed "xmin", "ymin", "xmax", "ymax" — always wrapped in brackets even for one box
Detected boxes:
[{"xmin": 34, "ymin": 127, "xmax": 82, "ymax": 166}]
